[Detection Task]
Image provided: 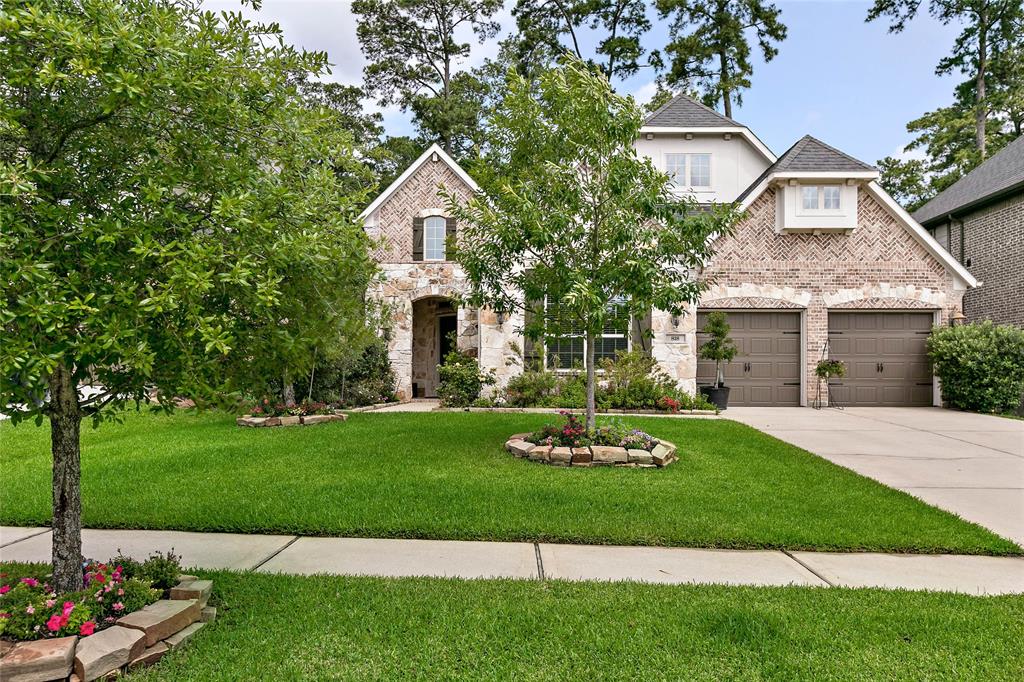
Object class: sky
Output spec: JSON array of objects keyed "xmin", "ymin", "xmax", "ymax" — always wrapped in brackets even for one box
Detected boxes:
[{"xmin": 203, "ymin": 0, "xmax": 966, "ymax": 165}]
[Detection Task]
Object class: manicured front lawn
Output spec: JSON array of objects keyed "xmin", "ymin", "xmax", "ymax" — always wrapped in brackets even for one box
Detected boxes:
[
  {"xmin": 0, "ymin": 410, "xmax": 1018, "ymax": 554},
  {"xmin": 107, "ymin": 570, "xmax": 1021, "ymax": 680}
]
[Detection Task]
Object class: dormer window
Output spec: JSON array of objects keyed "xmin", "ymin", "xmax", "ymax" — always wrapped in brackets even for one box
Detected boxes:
[
  {"xmin": 665, "ymin": 153, "xmax": 711, "ymax": 189},
  {"xmin": 800, "ymin": 185, "xmax": 842, "ymax": 212}
]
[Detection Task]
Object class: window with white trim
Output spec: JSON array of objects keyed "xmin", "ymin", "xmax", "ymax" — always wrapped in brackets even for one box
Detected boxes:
[
  {"xmin": 800, "ymin": 185, "xmax": 841, "ymax": 211},
  {"xmin": 543, "ymin": 296, "xmax": 629, "ymax": 370},
  {"xmin": 665, "ymin": 153, "xmax": 711, "ymax": 188},
  {"xmin": 424, "ymin": 215, "xmax": 446, "ymax": 260}
]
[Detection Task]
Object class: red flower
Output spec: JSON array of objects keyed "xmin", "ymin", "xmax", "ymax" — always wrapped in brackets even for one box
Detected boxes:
[
  {"xmin": 46, "ymin": 614, "xmax": 65, "ymax": 632},
  {"xmin": 79, "ymin": 621, "xmax": 96, "ymax": 636}
]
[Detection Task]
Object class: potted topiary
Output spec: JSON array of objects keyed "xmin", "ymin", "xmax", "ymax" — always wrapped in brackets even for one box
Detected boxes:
[
  {"xmin": 814, "ymin": 358, "xmax": 846, "ymax": 409},
  {"xmin": 698, "ymin": 311, "xmax": 738, "ymax": 409}
]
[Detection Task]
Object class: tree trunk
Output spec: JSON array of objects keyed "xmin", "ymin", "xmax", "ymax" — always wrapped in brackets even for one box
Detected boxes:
[
  {"xmin": 585, "ymin": 329, "xmax": 596, "ymax": 432},
  {"xmin": 976, "ymin": 10, "xmax": 988, "ymax": 159},
  {"xmin": 282, "ymin": 370, "xmax": 296, "ymax": 407},
  {"xmin": 49, "ymin": 363, "xmax": 83, "ymax": 593}
]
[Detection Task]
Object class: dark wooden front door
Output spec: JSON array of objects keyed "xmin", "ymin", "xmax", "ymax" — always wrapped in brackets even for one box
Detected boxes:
[
  {"xmin": 826, "ymin": 312, "xmax": 934, "ymax": 406},
  {"xmin": 697, "ymin": 310, "xmax": 801, "ymax": 406},
  {"xmin": 438, "ymin": 314, "xmax": 457, "ymax": 363}
]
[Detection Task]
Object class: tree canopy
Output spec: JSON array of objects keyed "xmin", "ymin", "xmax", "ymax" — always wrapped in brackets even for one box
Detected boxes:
[
  {"xmin": 449, "ymin": 57, "xmax": 740, "ymax": 429},
  {"xmin": 0, "ymin": 0, "xmax": 376, "ymax": 591}
]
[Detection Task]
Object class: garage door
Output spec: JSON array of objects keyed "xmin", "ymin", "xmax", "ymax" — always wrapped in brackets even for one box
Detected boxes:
[
  {"xmin": 827, "ymin": 312, "xmax": 934, "ymax": 406},
  {"xmin": 696, "ymin": 310, "xmax": 801, "ymax": 406}
]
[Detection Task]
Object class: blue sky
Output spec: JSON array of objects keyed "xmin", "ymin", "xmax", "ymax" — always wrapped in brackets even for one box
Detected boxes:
[{"xmin": 204, "ymin": 0, "xmax": 965, "ymax": 165}]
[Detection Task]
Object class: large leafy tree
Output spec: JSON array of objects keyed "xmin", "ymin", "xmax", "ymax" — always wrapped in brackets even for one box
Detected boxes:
[
  {"xmin": 510, "ymin": 0, "xmax": 660, "ymax": 82},
  {"xmin": 449, "ymin": 58, "xmax": 740, "ymax": 430},
  {"xmin": 656, "ymin": 0, "xmax": 787, "ymax": 118},
  {"xmin": 867, "ymin": 0, "xmax": 1022, "ymax": 160},
  {"xmin": 0, "ymin": 0, "xmax": 374, "ymax": 591},
  {"xmin": 353, "ymin": 0, "xmax": 502, "ymax": 156}
]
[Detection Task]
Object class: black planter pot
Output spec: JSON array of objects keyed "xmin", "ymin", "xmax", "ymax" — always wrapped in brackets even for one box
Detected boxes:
[{"xmin": 700, "ymin": 385, "xmax": 731, "ymax": 410}]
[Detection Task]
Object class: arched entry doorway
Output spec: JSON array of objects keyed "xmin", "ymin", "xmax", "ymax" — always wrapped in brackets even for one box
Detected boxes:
[{"xmin": 412, "ymin": 296, "xmax": 458, "ymax": 398}]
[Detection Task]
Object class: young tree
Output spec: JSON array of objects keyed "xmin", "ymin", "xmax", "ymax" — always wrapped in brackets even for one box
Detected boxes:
[
  {"xmin": 511, "ymin": 0, "xmax": 661, "ymax": 82},
  {"xmin": 656, "ymin": 0, "xmax": 787, "ymax": 118},
  {"xmin": 877, "ymin": 157, "xmax": 933, "ymax": 213},
  {"xmin": 867, "ymin": 0, "xmax": 1022, "ymax": 159},
  {"xmin": 448, "ymin": 58, "xmax": 741, "ymax": 430},
  {"xmin": 0, "ymin": 0, "xmax": 373, "ymax": 592},
  {"xmin": 353, "ymin": 0, "xmax": 502, "ymax": 156}
]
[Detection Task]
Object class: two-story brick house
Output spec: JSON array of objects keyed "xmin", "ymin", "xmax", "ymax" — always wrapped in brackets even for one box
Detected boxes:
[{"xmin": 359, "ymin": 94, "xmax": 976, "ymax": 406}]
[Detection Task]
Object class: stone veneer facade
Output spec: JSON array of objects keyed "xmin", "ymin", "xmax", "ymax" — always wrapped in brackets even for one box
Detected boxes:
[
  {"xmin": 365, "ymin": 154, "xmax": 523, "ymax": 400},
  {"xmin": 647, "ymin": 186, "xmax": 963, "ymax": 403}
]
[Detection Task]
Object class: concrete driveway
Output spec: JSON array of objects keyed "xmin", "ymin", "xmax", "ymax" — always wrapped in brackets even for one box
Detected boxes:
[{"xmin": 726, "ymin": 407, "xmax": 1024, "ymax": 546}]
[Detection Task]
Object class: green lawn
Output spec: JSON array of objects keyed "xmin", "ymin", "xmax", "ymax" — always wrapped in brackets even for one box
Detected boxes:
[
  {"xmin": 105, "ymin": 570, "xmax": 1021, "ymax": 681},
  {"xmin": 0, "ymin": 410, "xmax": 1018, "ymax": 554}
]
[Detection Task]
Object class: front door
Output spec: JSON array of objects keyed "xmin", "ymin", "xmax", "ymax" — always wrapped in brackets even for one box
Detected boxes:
[{"xmin": 438, "ymin": 314, "xmax": 457, "ymax": 362}]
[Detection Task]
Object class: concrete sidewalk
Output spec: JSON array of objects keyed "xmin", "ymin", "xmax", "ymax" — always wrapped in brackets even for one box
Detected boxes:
[{"xmin": 3, "ymin": 527, "xmax": 1022, "ymax": 596}]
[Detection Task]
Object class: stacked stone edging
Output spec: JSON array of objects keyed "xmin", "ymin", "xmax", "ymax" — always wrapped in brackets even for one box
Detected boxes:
[
  {"xmin": 505, "ymin": 434, "xmax": 678, "ymax": 468},
  {"xmin": 437, "ymin": 406, "xmax": 718, "ymax": 417},
  {"xmin": 236, "ymin": 411, "xmax": 348, "ymax": 428},
  {"xmin": 0, "ymin": 575, "xmax": 215, "ymax": 682}
]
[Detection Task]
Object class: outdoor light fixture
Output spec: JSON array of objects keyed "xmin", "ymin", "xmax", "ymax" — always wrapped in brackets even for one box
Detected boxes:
[
  {"xmin": 949, "ymin": 310, "xmax": 967, "ymax": 326},
  {"xmin": 497, "ymin": 311, "xmax": 506, "ymax": 327}
]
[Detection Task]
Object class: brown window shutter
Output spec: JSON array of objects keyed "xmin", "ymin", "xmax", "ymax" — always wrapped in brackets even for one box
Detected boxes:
[
  {"xmin": 411, "ymin": 216, "xmax": 424, "ymax": 261},
  {"xmin": 522, "ymin": 296, "xmax": 544, "ymax": 370},
  {"xmin": 631, "ymin": 308, "xmax": 653, "ymax": 357},
  {"xmin": 444, "ymin": 217, "xmax": 456, "ymax": 260}
]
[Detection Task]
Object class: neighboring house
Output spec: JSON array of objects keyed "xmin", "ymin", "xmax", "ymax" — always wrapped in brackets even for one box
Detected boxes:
[
  {"xmin": 359, "ymin": 94, "xmax": 976, "ymax": 407},
  {"xmin": 913, "ymin": 135, "xmax": 1024, "ymax": 326}
]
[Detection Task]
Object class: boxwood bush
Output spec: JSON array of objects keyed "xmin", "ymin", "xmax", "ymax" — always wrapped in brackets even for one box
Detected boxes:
[{"xmin": 927, "ymin": 321, "xmax": 1024, "ymax": 413}]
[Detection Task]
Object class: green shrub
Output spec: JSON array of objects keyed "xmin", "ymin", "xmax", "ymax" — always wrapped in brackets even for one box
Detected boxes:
[
  {"xmin": 437, "ymin": 339, "xmax": 496, "ymax": 407},
  {"xmin": 927, "ymin": 321, "xmax": 1024, "ymax": 413},
  {"xmin": 140, "ymin": 549, "xmax": 183, "ymax": 590},
  {"xmin": 297, "ymin": 337, "xmax": 397, "ymax": 407}
]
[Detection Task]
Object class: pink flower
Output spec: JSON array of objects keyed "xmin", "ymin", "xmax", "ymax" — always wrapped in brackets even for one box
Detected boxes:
[
  {"xmin": 46, "ymin": 614, "xmax": 64, "ymax": 632},
  {"xmin": 25, "ymin": 605, "xmax": 35, "ymax": 614},
  {"xmin": 112, "ymin": 602, "xmax": 124, "ymax": 612},
  {"xmin": 0, "ymin": 585, "xmax": 9, "ymax": 595},
  {"xmin": 79, "ymin": 621, "xmax": 96, "ymax": 636},
  {"xmin": 104, "ymin": 616, "xmax": 115, "ymax": 623},
  {"xmin": 20, "ymin": 577, "xmax": 38, "ymax": 588},
  {"xmin": 116, "ymin": 589, "xmax": 124, "ymax": 596},
  {"xmin": 62, "ymin": 601, "xmax": 75, "ymax": 617},
  {"xmin": 45, "ymin": 599, "xmax": 56, "ymax": 608}
]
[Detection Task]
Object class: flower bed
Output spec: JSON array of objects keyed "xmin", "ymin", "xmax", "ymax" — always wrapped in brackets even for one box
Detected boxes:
[
  {"xmin": 504, "ymin": 412, "xmax": 678, "ymax": 468},
  {"xmin": 0, "ymin": 552, "xmax": 216, "ymax": 680},
  {"xmin": 236, "ymin": 399, "xmax": 349, "ymax": 428}
]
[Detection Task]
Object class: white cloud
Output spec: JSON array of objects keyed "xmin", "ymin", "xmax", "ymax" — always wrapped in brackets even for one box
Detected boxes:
[{"xmin": 631, "ymin": 80, "xmax": 659, "ymax": 106}]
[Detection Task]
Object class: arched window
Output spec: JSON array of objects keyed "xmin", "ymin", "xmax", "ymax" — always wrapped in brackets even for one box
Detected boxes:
[{"xmin": 424, "ymin": 215, "xmax": 446, "ymax": 260}]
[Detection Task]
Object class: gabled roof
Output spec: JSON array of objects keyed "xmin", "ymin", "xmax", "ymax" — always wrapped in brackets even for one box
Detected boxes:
[
  {"xmin": 913, "ymin": 135, "xmax": 1024, "ymax": 225},
  {"xmin": 644, "ymin": 92, "xmax": 742, "ymax": 127},
  {"xmin": 358, "ymin": 143, "xmax": 479, "ymax": 220},
  {"xmin": 735, "ymin": 135, "xmax": 879, "ymax": 205}
]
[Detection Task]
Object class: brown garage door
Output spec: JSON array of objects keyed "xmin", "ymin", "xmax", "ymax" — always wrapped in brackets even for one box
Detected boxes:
[
  {"xmin": 697, "ymin": 310, "xmax": 801, "ymax": 406},
  {"xmin": 827, "ymin": 312, "xmax": 934, "ymax": 406}
]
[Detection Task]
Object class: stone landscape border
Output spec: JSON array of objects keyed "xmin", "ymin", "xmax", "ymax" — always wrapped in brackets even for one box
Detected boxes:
[
  {"xmin": 437, "ymin": 406, "xmax": 718, "ymax": 418},
  {"xmin": 0, "ymin": 575, "xmax": 216, "ymax": 681},
  {"xmin": 505, "ymin": 433, "xmax": 678, "ymax": 468},
  {"xmin": 236, "ymin": 412, "xmax": 349, "ymax": 427}
]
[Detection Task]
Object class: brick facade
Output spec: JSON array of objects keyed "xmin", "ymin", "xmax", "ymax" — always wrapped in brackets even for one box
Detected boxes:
[{"xmin": 945, "ymin": 193, "xmax": 1023, "ymax": 326}]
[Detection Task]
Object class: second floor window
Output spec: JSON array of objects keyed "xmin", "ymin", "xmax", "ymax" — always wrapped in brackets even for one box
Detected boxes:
[
  {"xmin": 424, "ymin": 215, "xmax": 446, "ymax": 260},
  {"xmin": 665, "ymin": 153, "xmax": 711, "ymax": 188},
  {"xmin": 801, "ymin": 185, "xmax": 842, "ymax": 211}
]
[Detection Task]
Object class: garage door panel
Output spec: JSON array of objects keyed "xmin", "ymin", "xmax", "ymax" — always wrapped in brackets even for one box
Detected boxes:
[
  {"xmin": 828, "ymin": 312, "xmax": 933, "ymax": 407},
  {"xmin": 697, "ymin": 310, "xmax": 801, "ymax": 407}
]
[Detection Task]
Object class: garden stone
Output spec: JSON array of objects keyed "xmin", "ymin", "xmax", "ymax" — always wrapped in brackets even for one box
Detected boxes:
[
  {"xmin": 263, "ymin": 417, "xmax": 282, "ymax": 426},
  {"xmin": 170, "ymin": 579, "xmax": 212, "ymax": 606},
  {"xmin": 118, "ymin": 598, "xmax": 200, "ymax": 647},
  {"xmin": 200, "ymin": 606, "xmax": 217, "ymax": 623},
  {"xmin": 591, "ymin": 446, "xmax": 628, "ymax": 464},
  {"xmin": 279, "ymin": 415, "xmax": 301, "ymax": 426},
  {"xmin": 177, "ymin": 574, "xmax": 199, "ymax": 583},
  {"xmin": 505, "ymin": 440, "xmax": 535, "ymax": 457},
  {"xmin": 128, "ymin": 642, "xmax": 168, "ymax": 670},
  {"xmin": 164, "ymin": 622, "xmax": 206, "ymax": 650},
  {"xmin": 651, "ymin": 443, "xmax": 676, "ymax": 466},
  {"xmin": 0, "ymin": 640, "xmax": 13, "ymax": 658},
  {"xmin": 0, "ymin": 636, "xmax": 76, "ymax": 682},
  {"xmin": 528, "ymin": 445, "xmax": 551, "ymax": 462},
  {"xmin": 300, "ymin": 414, "xmax": 333, "ymax": 425},
  {"xmin": 550, "ymin": 447, "xmax": 572, "ymax": 464},
  {"xmin": 627, "ymin": 449, "xmax": 654, "ymax": 465},
  {"xmin": 571, "ymin": 447, "xmax": 592, "ymax": 465},
  {"xmin": 235, "ymin": 416, "xmax": 267, "ymax": 427},
  {"xmin": 509, "ymin": 432, "xmax": 533, "ymax": 441},
  {"xmin": 74, "ymin": 626, "xmax": 145, "ymax": 681},
  {"xmin": 329, "ymin": 413, "xmax": 349, "ymax": 422}
]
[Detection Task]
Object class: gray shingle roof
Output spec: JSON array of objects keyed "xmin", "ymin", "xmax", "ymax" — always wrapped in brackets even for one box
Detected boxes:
[
  {"xmin": 734, "ymin": 135, "xmax": 876, "ymax": 204},
  {"xmin": 913, "ymin": 135, "xmax": 1024, "ymax": 225},
  {"xmin": 644, "ymin": 93, "xmax": 741, "ymax": 127}
]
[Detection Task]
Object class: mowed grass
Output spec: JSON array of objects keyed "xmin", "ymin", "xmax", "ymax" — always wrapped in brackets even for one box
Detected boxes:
[
  {"xmin": 0, "ymin": 410, "xmax": 1018, "ymax": 554},
  {"xmin": 103, "ymin": 570, "xmax": 1021, "ymax": 681}
]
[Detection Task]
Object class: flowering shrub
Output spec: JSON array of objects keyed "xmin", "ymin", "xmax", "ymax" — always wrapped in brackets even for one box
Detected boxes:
[
  {"xmin": 0, "ymin": 555, "xmax": 168, "ymax": 641},
  {"xmin": 248, "ymin": 398, "xmax": 339, "ymax": 417},
  {"xmin": 526, "ymin": 413, "xmax": 658, "ymax": 450}
]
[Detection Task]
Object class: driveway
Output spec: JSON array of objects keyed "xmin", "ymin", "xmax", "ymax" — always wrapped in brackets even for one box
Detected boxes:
[{"xmin": 726, "ymin": 407, "xmax": 1024, "ymax": 546}]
